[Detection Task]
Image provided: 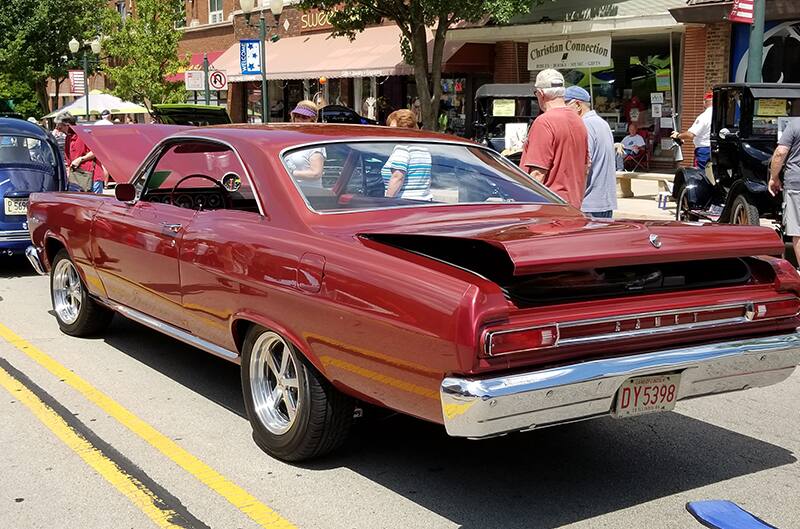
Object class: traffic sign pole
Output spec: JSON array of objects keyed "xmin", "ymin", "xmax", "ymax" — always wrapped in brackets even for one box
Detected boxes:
[{"xmin": 203, "ymin": 53, "xmax": 210, "ymax": 105}]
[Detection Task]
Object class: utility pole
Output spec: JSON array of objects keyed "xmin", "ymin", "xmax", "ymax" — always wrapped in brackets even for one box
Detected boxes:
[
  {"xmin": 259, "ymin": 13, "xmax": 268, "ymax": 123},
  {"xmin": 745, "ymin": 0, "xmax": 766, "ymax": 83}
]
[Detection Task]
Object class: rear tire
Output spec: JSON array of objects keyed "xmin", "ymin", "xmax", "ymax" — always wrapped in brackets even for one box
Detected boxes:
[
  {"xmin": 241, "ymin": 326, "xmax": 354, "ymax": 461},
  {"xmin": 50, "ymin": 249, "xmax": 113, "ymax": 336},
  {"xmin": 730, "ymin": 194, "xmax": 760, "ymax": 226}
]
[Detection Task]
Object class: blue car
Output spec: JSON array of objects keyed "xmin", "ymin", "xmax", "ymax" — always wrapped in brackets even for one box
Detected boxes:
[{"xmin": 0, "ymin": 118, "xmax": 67, "ymax": 256}]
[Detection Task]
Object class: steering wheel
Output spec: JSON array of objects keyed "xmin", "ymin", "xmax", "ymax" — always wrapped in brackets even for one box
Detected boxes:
[{"xmin": 169, "ymin": 174, "xmax": 230, "ymax": 210}]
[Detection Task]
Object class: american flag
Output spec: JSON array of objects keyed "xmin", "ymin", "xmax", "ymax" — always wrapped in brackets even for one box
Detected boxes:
[
  {"xmin": 728, "ymin": 0, "xmax": 754, "ymax": 24},
  {"xmin": 69, "ymin": 70, "xmax": 85, "ymax": 93}
]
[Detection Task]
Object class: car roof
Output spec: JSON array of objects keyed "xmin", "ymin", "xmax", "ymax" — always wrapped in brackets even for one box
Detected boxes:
[
  {"xmin": 475, "ymin": 84, "xmax": 536, "ymax": 99},
  {"xmin": 0, "ymin": 117, "xmax": 50, "ymax": 140},
  {"xmin": 715, "ymin": 83, "xmax": 800, "ymax": 99},
  {"xmin": 170, "ymin": 123, "xmax": 477, "ymax": 152}
]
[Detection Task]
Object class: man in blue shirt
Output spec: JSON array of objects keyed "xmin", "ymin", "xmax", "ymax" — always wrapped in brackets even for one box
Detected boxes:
[{"xmin": 564, "ymin": 86, "xmax": 617, "ymax": 218}]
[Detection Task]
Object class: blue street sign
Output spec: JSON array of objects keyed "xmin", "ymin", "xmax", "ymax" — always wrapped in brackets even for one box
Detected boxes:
[{"xmin": 240, "ymin": 39, "xmax": 262, "ymax": 75}]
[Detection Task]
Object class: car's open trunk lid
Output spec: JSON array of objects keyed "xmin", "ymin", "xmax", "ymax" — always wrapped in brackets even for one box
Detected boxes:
[{"xmin": 361, "ymin": 216, "xmax": 783, "ymax": 277}]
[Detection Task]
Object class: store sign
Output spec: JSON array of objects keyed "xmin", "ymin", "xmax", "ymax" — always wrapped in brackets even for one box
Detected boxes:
[
  {"xmin": 528, "ymin": 35, "xmax": 612, "ymax": 70},
  {"xmin": 300, "ymin": 9, "xmax": 333, "ymax": 33},
  {"xmin": 185, "ymin": 71, "xmax": 205, "ymax": 91},
  {"xmin": 729, "ymin": 0, "xmax": 755, "ymax": 24}
]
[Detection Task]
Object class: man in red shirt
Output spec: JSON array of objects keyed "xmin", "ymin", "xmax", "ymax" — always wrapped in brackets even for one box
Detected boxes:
[
  {"xmin": 61, "ymin": 112, "xmax": 104, "ymax": 193},
  {"xmin": 519, "ymin": 69, "xmax": 589, "ymax": 209}
]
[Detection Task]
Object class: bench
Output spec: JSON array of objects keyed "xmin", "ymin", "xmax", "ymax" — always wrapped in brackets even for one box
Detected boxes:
[{"xmin": 616, "ymin": 171, "xmax": 674, "ymax": 198}]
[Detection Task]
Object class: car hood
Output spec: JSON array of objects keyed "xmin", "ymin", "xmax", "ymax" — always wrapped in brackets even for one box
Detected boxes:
[
  {"xmin": 358, "ymin": 209, "xmax": 784, "ymax": 275},
  {"xmin": 71, "ymin": 124, "xmax": 190, "ymax": 183}
]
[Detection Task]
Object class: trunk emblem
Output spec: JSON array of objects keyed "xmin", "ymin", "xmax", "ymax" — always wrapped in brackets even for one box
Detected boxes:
[{"xmin": 649, "ymin": 234, "xmax": 662, "ymax": 248}]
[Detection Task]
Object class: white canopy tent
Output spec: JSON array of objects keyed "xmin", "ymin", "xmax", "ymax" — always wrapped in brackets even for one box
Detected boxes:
[{"xmin": 44, "ymin": 90, "xmax": 148, "ymax": 118}]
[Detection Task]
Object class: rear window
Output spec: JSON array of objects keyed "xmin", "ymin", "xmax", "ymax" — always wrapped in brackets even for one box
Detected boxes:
[
  {"xmin": 281, "ymin": 141, "xmax": 557, "ymax": 213},
  {"xmin": 0, "ymin": 135, "xmax": 57, "ymax": 169}
]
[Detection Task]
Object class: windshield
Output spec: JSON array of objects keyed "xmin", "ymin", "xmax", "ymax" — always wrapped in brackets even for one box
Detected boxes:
[
  {"xmin": 753, "ymin": 98, "xmax": 800, "ymax": 138},
  {"xmin": 282, "ymin": 141, "xmax": 557, "ymax": 213}
]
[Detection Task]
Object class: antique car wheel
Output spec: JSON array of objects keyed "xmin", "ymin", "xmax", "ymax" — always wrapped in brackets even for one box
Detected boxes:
[
  {"xmin": 50, "ymin": 250, "xmax": 114, "ymax": 336},
  {"xmin": 675, "ymin": 185, "xmax": 693, "ymax": 222},
  {"xmin": 241, "ymin": 326, "xmax": 354, "ymax": 461},
  {"xmin": 731, "ymin": 194, "xmax": 760, "ymax": 226}
]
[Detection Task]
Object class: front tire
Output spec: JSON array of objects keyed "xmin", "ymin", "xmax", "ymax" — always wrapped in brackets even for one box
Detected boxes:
[
  {"xmin": 730, "ymin": 194, "xmax": 760, "ymax": 226},
  {"xmin": 675, "ymin": 185, "xmax": 693, "ymax": 221},
  {"xmin": 50, "ymin": 250, "xmax": 113, "ymax": 336},
  {"xmin": 241, "ymin": 326, "xmax": 354, "ymax": 461}
]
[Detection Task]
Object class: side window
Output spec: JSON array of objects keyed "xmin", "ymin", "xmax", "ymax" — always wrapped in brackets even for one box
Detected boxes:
[
  {"xmin": 134, "ymin": 141, "xmax": 258, "ymax": 212},
  {"xmin": 721, "ymin": 90, "xmax": 742, "ymax": 132}
]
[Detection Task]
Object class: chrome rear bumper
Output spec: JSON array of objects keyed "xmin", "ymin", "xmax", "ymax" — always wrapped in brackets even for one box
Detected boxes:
[
  {"xmin": 25, "ymin": 245, "xmax": 47, "ymax": 275},
  {"xmin": 441, "ymin": 332, "xmax": 800, "ymax": 438}
]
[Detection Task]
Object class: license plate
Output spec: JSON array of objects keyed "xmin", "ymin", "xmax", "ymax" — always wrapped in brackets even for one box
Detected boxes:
[
  {"xmin": 4, "ymin": 198, "xmax": 28, "ymax": 216},
  {"xmin": 613, "ymin": 373, "xmax": 681, "ymax": 418}
]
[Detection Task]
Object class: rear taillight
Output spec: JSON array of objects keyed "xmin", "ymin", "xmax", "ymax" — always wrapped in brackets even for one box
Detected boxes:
[
  {"xmin": 746, "ymin": 298, "xmax": 800, "ymax": 320},
  {"xmin": 758, "ymin": 256, "xmax": 800, "ymax": 294},
  {"xmin": 486, "ymin": 325, "xmax": 559, "ymax": 356}
]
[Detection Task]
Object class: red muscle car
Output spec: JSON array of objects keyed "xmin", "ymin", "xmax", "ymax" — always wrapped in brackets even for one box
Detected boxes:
[{"xmin": 25, "ymin": 124, "xmax": 800, "ymax": 461}]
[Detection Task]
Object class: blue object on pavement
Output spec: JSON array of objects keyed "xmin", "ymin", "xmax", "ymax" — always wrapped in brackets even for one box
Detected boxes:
[{"xmin": 686, "ymin": 500, "xmax": 778, "ymax": 529}]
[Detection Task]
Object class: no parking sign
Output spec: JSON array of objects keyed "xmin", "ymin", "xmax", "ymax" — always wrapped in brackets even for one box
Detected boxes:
[{"xmin": 208, "ymin": 70, "xmax": 228, "ymax": 91}]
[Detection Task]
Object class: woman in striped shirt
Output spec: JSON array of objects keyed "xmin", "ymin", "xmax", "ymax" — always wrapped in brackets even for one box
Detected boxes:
[{"xmin": 382, "ymin": 110, "xmax": 432, "ymax": 201}]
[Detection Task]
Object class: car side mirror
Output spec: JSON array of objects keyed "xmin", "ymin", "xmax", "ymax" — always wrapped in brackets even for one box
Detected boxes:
[
  {"xmin": 719, "ymin": 128, "xmax": 739, "ymax": 140},
  {"xmin": 115, "ymin": 183, "xmax": 136, "ymax": 202}
]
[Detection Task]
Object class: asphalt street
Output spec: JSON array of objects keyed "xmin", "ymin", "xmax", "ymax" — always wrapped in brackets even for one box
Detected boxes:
[{"xmin": 1, "ymin": 254, "xmax": 799, "ymax": 529}]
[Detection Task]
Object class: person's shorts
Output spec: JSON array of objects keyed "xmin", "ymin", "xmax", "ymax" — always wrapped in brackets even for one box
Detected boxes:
[{"xmin": 784, "ymin": 189, "xmax": 800, "ymax": 236}]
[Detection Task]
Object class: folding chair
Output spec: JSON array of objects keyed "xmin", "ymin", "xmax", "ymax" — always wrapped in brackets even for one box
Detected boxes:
[{"xmin": 622, "ymin": 129, "xmax": 652, "ymax": 172}]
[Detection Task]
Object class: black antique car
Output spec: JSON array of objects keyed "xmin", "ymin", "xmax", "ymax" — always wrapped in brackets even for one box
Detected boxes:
[
  {"xmin": 473, "ymin": 84, "xmax": 539, "ymax": 163},
  {"xmin": 673, "ymin": 83, "xmax": 800, "ymax": 227}
]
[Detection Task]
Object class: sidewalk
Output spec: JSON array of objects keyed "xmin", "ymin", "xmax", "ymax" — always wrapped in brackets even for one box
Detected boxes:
[{"xmin": 614, "ymin": 179, "xmax": 675, "ymax": 221}]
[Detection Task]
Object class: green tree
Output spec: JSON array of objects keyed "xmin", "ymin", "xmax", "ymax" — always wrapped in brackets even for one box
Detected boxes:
[
  {"xmin": 298, "ymin": 0, "xmax": 531, "ymax": 129},
  {"xmin": 0, "ymin": 0, "xmax": 109, "ymax": 115},
  {"xmin": 102, "ymin": 0, "xmax": 187, "ymax": 110},
  {"xmin": 0, "ymin": 73, "xmax": 41, "ymax": 118}
]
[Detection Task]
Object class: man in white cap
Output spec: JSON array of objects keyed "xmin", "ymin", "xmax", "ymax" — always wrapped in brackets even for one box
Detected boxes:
[
  {"xmin": 519, "ymin": 69, "xmax": 588, "ymax": 209},
  {"xmin": 565, "ymin": 85, "xmax": 617, "ymax": 218},
  {"xmin": 95, "ymin": 109, "xmax": 114, "ymax": 126}
]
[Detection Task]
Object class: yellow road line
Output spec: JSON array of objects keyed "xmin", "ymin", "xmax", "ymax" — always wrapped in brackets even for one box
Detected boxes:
[
  {"xmin": 0, "ymin": 365, "xmax": 184, "ymax": 529},
  {"xmin": 0, "ymin": 323, "xmax": 296, "ymax": 529}
]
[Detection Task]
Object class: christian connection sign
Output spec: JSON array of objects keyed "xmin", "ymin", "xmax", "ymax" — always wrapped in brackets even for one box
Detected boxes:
[{"xmin": 528, "ymin": 35, "xmax": 612, "ymax": 70}]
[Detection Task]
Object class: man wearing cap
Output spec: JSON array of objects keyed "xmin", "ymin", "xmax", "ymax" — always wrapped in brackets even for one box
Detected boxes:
[
  {"xmin": 671, "ymin": 91, "xmax": 713, "ymax": 171},
  {"xmin": 565, "ymin": 86, "xmax": 617, "ymax": 218},
  {"xmin": 519, "ymin": 69, "xmax": 588, "ymax": 209},
  {"xmin": 95, "ymin": 109, "xmax": 114, "ymax": 126}
]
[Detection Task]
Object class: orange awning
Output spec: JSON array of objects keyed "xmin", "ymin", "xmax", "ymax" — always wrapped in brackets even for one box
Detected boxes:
[{"xmin": 212, "ymin": 25, "xmax": 482, "ymax": 82}]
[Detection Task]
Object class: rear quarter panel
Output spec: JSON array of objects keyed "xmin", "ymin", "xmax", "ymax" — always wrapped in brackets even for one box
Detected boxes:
[{"xmin": 28, "ymin": 192, "xmax": 109, "ymax": 297}]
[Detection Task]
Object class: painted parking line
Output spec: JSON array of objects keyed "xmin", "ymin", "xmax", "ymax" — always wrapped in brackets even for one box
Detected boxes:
[
  {"xmin": 0, "ymin": 323, "xmax": 297, "ymax": 529},
  {"xmin": 0, "ymin": 358, "xmax": 205, "ymax": 529}
]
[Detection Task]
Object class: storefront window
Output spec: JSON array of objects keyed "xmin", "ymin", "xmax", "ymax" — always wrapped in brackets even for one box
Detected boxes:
[{"xmin": 553, "ymin": 33, "xmax": 680, "ymax": 162}]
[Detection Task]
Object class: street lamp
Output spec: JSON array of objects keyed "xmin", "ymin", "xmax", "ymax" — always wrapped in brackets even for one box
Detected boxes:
[
  {"xmin": 240, "ymin": 0, "xmax": 283, "ymax": 123},
  {"xmin": 69, "ymin": 37, "xmax": 102, "ymax": 120}
]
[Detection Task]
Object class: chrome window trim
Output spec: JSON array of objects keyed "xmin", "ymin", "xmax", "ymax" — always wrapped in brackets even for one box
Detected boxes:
[
  {"xmin": 130, "ymin": 134, "xmax": 265, "ymax": 217},
  {"xmin": 276, "ymin": 138, "xmax": 565, "ymax": 216},
  {"xmin": 484, "ymin": 297, "xmax": 799, "ymax": 355}
]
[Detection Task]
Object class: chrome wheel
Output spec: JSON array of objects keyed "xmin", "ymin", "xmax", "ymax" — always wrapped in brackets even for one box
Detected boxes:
[
  {"xmin": 52, "ymin": 258, "xmax": 82, "ymax": 325},
  {"xmin": 249, "ymin": 331, "xmax": 301, "ymax": 435}
]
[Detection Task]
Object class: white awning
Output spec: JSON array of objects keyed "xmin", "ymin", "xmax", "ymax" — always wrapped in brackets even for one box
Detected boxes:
[{"xmin": 446, "ymin": 14, "xmax": 683, "ymax": 43}]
